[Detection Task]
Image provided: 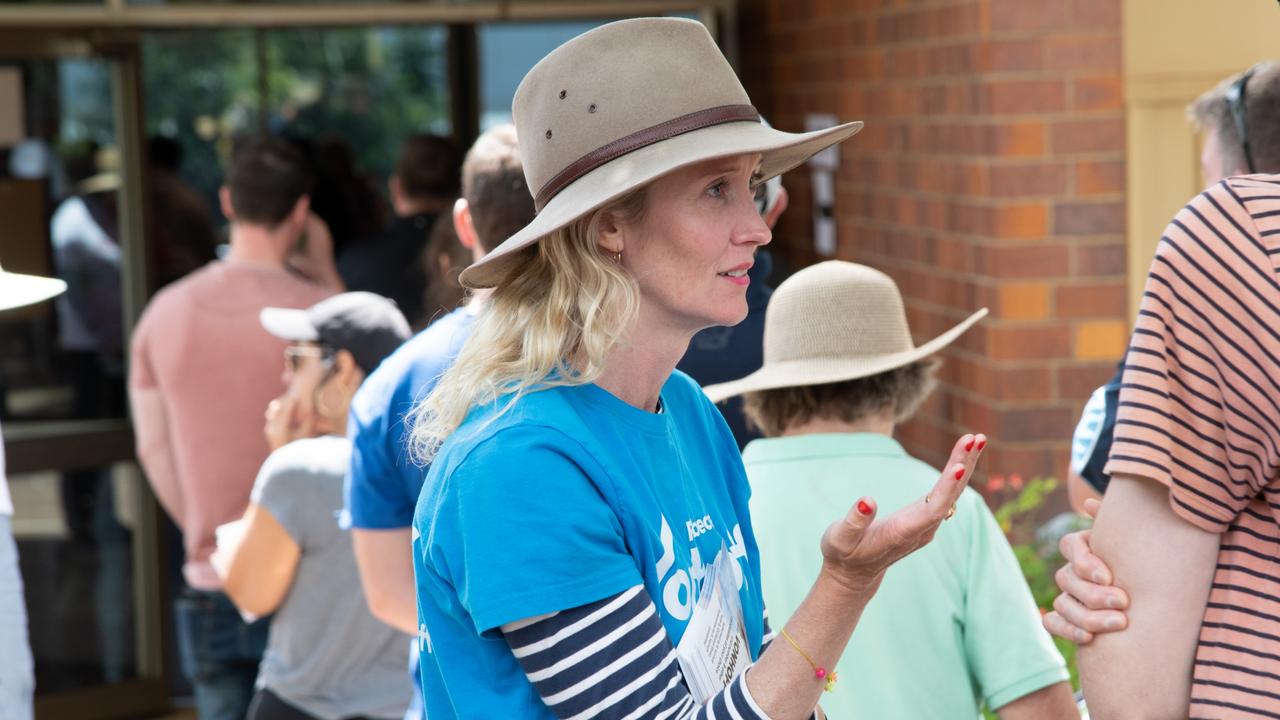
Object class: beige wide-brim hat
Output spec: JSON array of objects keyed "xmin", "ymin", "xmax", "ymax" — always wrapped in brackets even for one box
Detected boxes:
[
  {"xmin": 704, "ymin": 261, "xmax": 988, "ymax": 403},
  {"xmin": 459, "ymin": 17, "xmax": 863, "ymax": 289},
  {"xmin": 0, "ymin": 267, "xmax": 67, "ymax": 312}
]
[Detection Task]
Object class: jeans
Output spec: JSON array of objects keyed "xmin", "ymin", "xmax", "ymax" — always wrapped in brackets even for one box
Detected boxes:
[
  {"xmin": 174, "ymin": 587, "xmax": 270, "ymax": 720},
  {"xmin": 0, "ymin": 516, "xmax": 34, "ymax": 720}
]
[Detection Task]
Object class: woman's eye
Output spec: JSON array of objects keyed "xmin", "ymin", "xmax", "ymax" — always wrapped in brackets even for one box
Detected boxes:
[{"xmin": 706, "ymin": 181, "xmax": 727, "ymax": 198}]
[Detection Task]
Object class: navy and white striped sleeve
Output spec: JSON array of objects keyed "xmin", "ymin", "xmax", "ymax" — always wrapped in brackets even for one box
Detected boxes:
[{"xmin": 502, "ymin": 585, "xmax": 809, "ymax": 720}]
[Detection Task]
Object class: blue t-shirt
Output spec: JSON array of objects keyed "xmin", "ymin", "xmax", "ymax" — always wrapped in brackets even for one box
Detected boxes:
[
  {"xmin": 412, "ymin": 371, "xmax": 765, "ymax": 719},
  {"xmin": 345, "ymin": 305, "xmax": 476, "ymax": 530}
]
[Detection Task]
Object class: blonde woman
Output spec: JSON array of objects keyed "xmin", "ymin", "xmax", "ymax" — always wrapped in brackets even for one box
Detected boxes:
[{"xmin": 410, "ymin": 18, "xmax": 986, "ymax": 719}]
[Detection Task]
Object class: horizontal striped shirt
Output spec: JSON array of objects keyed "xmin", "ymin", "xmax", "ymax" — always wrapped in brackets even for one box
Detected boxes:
[
  {"xmin": 502, "ymin": 587, "xmax": 809, "ymax": 719},
  {"xmin": 1106, "ymin": 174, "xmax": 1280, "ymax": 718}
]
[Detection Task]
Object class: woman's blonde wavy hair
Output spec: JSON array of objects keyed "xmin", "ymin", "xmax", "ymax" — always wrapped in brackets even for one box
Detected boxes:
[{"xmin": 409, "ymin": 188, "xmax": 647, "ymax": 463}]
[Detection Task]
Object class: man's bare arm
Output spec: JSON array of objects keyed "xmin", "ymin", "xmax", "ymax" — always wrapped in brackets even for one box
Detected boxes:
[
  {"xmin": 130, "ymin": 387, "xmax": 186, "ymax": 526},
  {"xmin": 1078, "ymin": 475, "xmax": 1219, "ymax": 719},
  {"xmin": 352, "ymin": 528, "xmax": 417, "ymax": 635}
]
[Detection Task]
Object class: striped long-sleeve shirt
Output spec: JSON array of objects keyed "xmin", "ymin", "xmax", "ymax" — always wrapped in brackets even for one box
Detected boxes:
[
  {"xmin": 1105, "ymin": 174, "xmax": 1280, "ymax": 718},
  {"xmin": 501, "ymin": 586, "xmax": 814, "ymax": 719}
]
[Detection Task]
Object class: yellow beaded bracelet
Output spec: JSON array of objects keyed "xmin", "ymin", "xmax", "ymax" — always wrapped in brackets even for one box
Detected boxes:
[{"xmin": 779, "ymin": 628, "xmax": 838, "ymax": 693}]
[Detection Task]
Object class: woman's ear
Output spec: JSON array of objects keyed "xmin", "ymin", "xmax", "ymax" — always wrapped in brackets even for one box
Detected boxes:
[
  {"xmin": 333, "ymin": 349, "xmax": 363, "ymax": 391},
  {"xmin": 596, "ymin": 211, "xmax": 625, "ymax": 257}
]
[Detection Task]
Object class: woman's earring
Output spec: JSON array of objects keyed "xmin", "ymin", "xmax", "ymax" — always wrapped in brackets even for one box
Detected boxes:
[
  {"xmin": 316, "ymin": 383, "xmax": 341, "ymax": 420},
  {"xmin": 613, "ymin": 249, "xmax": 623, "ymax": 263}
]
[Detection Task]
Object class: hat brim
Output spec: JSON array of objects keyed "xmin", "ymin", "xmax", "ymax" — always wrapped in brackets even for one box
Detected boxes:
[
  {"xmin": 459, "ymin": 119, "xmax": 863, "ymax": 289},
  {"xmin": 260, "ymin": 307, "xmax": 320, "ymax": 342},
  {"xmin": 702, "ymin": 307, "xmax": 989, "ymax": 404},
  {"xmin": 0, "ymin": 271, "xmax": 67, "ymax": 312},
  {"xmin": 76, "ymin": 172, "xmax": 120, "ymax": 195}
]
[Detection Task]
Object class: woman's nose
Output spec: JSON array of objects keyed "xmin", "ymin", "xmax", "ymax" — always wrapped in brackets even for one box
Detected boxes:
[{"xmin": 736, "ymin": 196, "xmax": 772, "ymax": 247}]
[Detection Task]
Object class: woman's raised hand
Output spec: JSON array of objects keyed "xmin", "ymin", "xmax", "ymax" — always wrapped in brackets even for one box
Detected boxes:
[{"xmin": 819, "ymin": 433, "xmax": 986, "ymax": 594}]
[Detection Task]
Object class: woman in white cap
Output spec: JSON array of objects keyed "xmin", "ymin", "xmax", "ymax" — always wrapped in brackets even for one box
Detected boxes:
[
  {"xmin": 410, "ymin": 18, "xmax": 985, "ymax": 719},
  {"xmin": 705, "ymin": 262, "xmax": 1078, "ymax": 719},
  {"xmin": 216, "ymin": 292, "xmax": 414, "ymax": 720}
]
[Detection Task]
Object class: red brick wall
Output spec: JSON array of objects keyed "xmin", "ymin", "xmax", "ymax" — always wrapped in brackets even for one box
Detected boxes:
[{"xmin": 738, "ymin": 0, "xmax": 1127, "ymax": 485}]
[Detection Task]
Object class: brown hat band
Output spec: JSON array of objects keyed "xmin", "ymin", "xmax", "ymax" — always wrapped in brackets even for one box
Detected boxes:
[{"xmin": 534, "ymin": 103, "xmax": 760, "ymax": 210}]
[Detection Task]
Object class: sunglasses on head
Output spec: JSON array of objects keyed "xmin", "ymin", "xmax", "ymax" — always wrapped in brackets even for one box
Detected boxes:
[{"xmin": 1227, "ymin": 66, "xmax": 1258, "ymax": 174}]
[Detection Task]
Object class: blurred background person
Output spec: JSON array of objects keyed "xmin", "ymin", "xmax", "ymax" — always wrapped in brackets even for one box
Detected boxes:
[
  {"xmin": 344, "ymin": 123, "xmax": 532, "ymax": 720},
  {"xmin": 418, "ymin": 208, "xmax": 469, "ymax": 324},
  {"xmin": 130, "ymin": 136, "xmax": 338, "ymax": 720},
  {"xmin": 706, "ymin": 262, "xmax": 1076, "ymax": 719},
  {"xmin": 292, "ymin": 136, "xmax": 386, "ymax": 260},
  {"xmin": 49, "ymin": 142, "xmax": 133, "ymax": 683},
  {"xmin": 217, "ymin": 292, "xmax": 412, "ymax": 720},
  {"xmin": 51, "ymin": 142, "xmax": 124, "ymax": 424},
  {"xmin": 147, "ymin": 135, "xmax": 218, "ymax": 290},
  {"xmin": 339, "ymin": 134, "xmax": 461, "ymax": 328}
]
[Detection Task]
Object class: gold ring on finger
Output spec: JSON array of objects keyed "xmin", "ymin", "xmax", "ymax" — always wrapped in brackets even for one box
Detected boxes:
[{"xmin": 945, "ymin": 504, "xmax": 956, "ymax": 520}]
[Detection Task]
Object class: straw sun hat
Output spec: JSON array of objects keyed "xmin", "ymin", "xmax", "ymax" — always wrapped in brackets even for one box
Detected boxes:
[
  {"xmin": 459, "ymin": 17, "xmax": 864, "ymax": 289},
  {"xmin": 703, "ymin": 262, "xmax": 988, "ymax": 403}
]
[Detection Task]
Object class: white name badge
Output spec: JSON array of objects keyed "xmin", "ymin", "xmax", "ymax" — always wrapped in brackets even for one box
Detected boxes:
[{"xmin": 675, "ymin": 545, "xmax": 751, "ymax": 704}]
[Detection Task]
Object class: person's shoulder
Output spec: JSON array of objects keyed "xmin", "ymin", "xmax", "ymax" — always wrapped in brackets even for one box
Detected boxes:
[
  {"xmin": 1154, "ymin": 177, "xmax": 1279, "ymax": 295},
  {"xmin": 664, "ymin": 369, "xmax": 713, "ymax": 409},
  {"xmin": 1226, "ymin": 173, "xmax": 1280, "ymax": 232},
  {"xmin": 136, "ymin": 264, "xmax": 217, "ymax": 325},
  {"xmin": 441, "ymin": 390, "xmax": 586, "ymax": 464},
  {"xmin": 402, "ymin": 307, "xmax": 475, "ymax": 365},
  {"xmin": 428, "ymin": 408, "xmax": 596, "ymax": 510},
  {"xmin": 262, "ymin": 436, "xmax": 351, "ymax": 481},
  {"xmin": 287, "ymin": 274, "xmax": 337, "ymax": 304},
  {"xmin": 1224, "ymin": 173, "xmax": 1280, "ymax": 199},
  {"xmin": 1175, "ymin": 176, "xmax": 1274, "ymax": 247},
  {"xmin": 353, "ymin": 308, "xmax": 474, "ymax": 407}
]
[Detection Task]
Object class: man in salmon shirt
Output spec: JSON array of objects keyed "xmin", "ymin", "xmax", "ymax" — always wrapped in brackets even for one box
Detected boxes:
[{"xmin": 130, "ymin": 137, "xmax": 341, "ymax": 720}]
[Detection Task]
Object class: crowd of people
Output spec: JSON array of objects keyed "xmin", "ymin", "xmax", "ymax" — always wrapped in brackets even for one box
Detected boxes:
[{"xmin": 2, "ymin": 14, "xmax": 1278, "ymax": 720}]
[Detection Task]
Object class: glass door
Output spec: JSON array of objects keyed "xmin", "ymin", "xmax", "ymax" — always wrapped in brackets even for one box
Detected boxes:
[{"xmin": 0, "ymin": 30, "xmax": 168, "ymax": 720}]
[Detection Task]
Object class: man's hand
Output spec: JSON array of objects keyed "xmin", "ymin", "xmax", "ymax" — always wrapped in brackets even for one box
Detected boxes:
[
  {"xmin": 1042, "ymin": 498, "xmax": 1130, "ymax": 644},
  {"xmin": 287, "ymin": 213, "xmax": 345, "ymax": 290}
]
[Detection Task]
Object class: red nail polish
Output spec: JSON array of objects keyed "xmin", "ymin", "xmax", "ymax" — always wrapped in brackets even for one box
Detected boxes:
[
  {"xmin": 954, "ymin": 467, "xmax": 965, "ymax": 480},
  {"xmin": 857, "ymin": 500, "xmax": 872, "ymax": 516},
  {"xmin": 976, "ymin": 438, "xmax": 986, "ymax": 450},
  {"xmin": 964, "ymin": 439, "xmax": 975, "ymax": 452}
]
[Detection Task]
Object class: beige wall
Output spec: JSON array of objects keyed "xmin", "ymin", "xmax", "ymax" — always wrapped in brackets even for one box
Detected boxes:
[{"xmin": 1123, "ymin": 0, "xmax": 1278, "ymax": 313}]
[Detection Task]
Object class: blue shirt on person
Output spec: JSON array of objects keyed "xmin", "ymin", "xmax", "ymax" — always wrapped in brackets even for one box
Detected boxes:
[
  {"xmin": 345, "ymin": 305, "xmax": 476, "ymax": 530},
  {"xmin": 344, "ymin": 304, "xmax": 477, "ymax": 720},
  {"xmin": 411, "ymin": 371, "xmax": 766, "ymax": 719}
]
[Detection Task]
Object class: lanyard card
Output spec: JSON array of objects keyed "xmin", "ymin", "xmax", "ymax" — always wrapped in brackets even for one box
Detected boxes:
[{"xmin": 675, "ymin": 543, "xmax": 751, "ymax": 704}]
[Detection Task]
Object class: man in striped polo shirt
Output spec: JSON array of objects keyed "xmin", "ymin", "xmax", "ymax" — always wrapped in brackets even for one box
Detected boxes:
[{"xmin": 1045, "ymin": 62, "xmax": 1280, "ymax": 718}]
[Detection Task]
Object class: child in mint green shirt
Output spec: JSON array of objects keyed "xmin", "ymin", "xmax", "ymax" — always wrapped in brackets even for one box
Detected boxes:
[{"xmin": 703, "ymin": 261, "xmax": 1074, "ymax": 719}]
